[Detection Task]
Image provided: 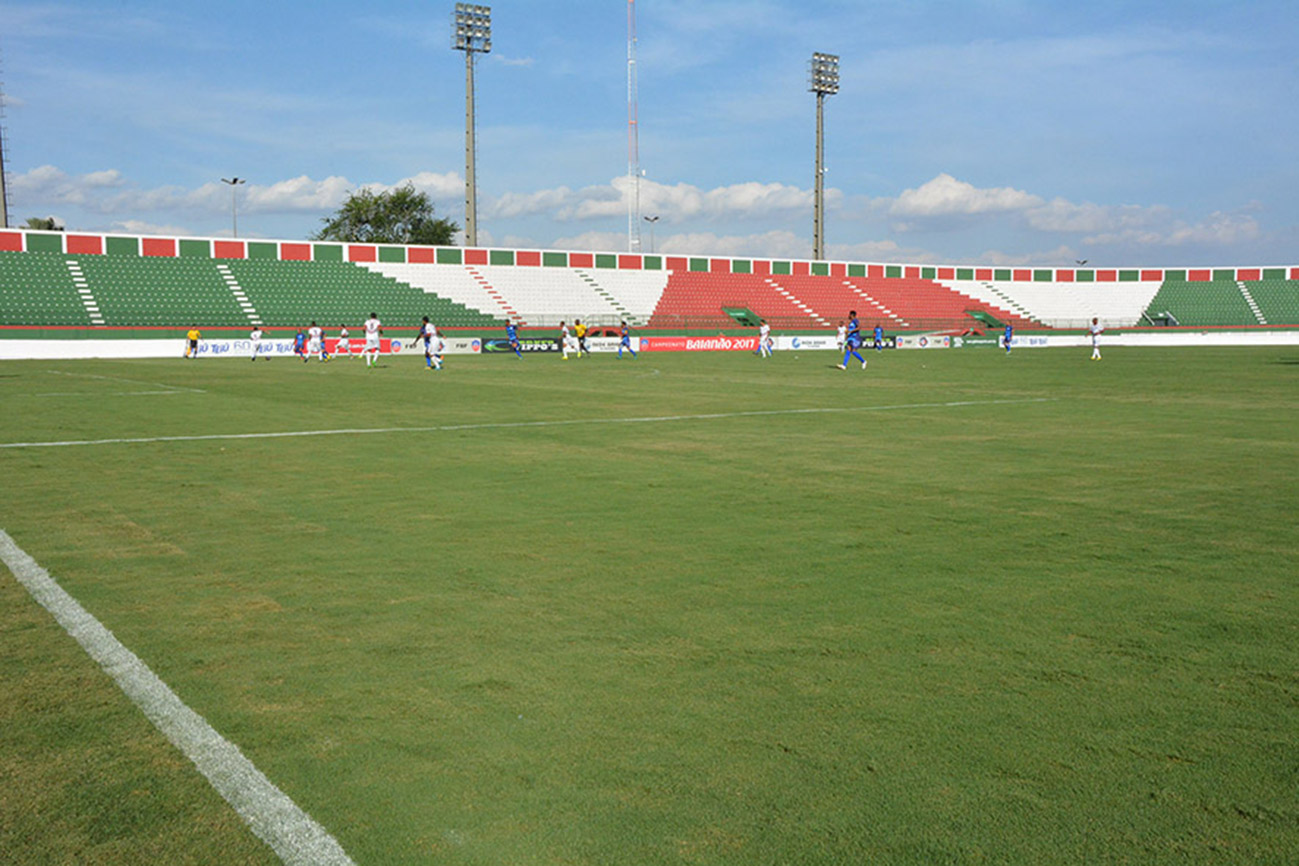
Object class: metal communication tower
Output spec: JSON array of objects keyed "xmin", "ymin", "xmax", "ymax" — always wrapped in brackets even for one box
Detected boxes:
[
  {"xmin": 453, "ymin": 4, "xmax": 491, "ymax": 247},
  {"xmin": 627, "ymin": 0, "xmax": 641, "ymax": 253}
]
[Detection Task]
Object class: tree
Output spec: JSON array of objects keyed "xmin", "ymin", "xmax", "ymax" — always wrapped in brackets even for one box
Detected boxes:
[
  {"xmin": 24, "ymin": 217, "xmax": 62, "ymax": 231},
  {"xmin": 312, "ymin": 184, "xmax": 458, "ymax": 245}
]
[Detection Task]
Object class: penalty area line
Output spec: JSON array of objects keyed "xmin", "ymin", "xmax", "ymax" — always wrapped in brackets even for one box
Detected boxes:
[
  {"xmin": 0, "ymin": 530, "xmax": 355, "ymax": 866},
  {"xmin": 0, "ymin": 397, "xmax": 1056, "ymax": 450}
]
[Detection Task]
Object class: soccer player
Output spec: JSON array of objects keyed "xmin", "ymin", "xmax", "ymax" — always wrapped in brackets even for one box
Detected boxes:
[
  {"xmin": 574, "ymin": 319, "xmax": 590, "ymax": 356},
  {"xmin": 873, "ymin": 323, "xmax": 884, "ymax": 352},
  {"xmin": 835, "ymin": 321, "xmax": 846, "ymax": 352},
  {"xmin": 293, "ymin": 328, "xmax": 306, "ymax": 359},
  {"xmin": 415, "ymin": 317, "xmax": 443, "ymax": 370},
  {"xmin": 305, "ymin": 321, "xmax": 326, "ymax": 363},
  {"xmin": 837, "ymin": 311, "xmax": 867, "ymax": 370},
  {"xmin": 757, "ymin": 319, "xmax": 772, "ymax": 358},
  {"xmin": 336, "ymin": 325, "xmax": 351, "ymax": 358},
  {"xmin": 505, "ymin": 320, "xmax": 524, "ymax": 358},
  {"xmin": 1090, "ymin": 317, "xmax": 1104, "ymax": 361},
  {"xmin": 363, "ymin": 313, "xmax": 382, "ymax": 367},
  {"xmin": 1004, "ymin": 323, "xmax": 1014, "ymax": 354},
  {"xmin": 559, "ymin": 321, "xmax": 577, "ymax": 360},
  {"xmin": 618, "ymin": 321, "xmax": 637, "ymax": 358},
  {"xmin": 185, "ymin": 325, "xmax": 201, "ymax": 359},
  {"xmin": 249, "ymin": 324, "xmax": 264, "ymax": 361}
]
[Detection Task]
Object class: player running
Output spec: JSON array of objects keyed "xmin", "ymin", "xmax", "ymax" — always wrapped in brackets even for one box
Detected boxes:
[
  {"xmin": 837, "ymin": 311, "xmax": 867, "ymax": 370},
  {"xmin": 1090, "ymin": 317, "xmax": 1104, "ymax": 360},
  {"xmin": 185, "ymin": 325, "xmax": 201, "ymax": 359},
  {"xmin": 505, "ymin": 320, "xmax": 524, "ymax": 358},
  {"xmin": 560, "ymin": 321, "xmax": 579, "ymax": 360},
  {"xmin": 618, "ymin": 321, "xmax": 637, "ymax": 359},
  {"xmin": 336, "ymin": 325, "xmax": 351, "ymax": 358},
  {"xmin": 835, "ymin": 321, "xmax": 846, "ymax": 352},
  {"xmin": 305, "ymin": 321, "xmax": 328, "ymax": 362},
  {"xmin": 249, "ymin": 324, "xmax": 264, "ymax": 361},
  {"xmin": 873, "ymin": 323, "xmax": 884, "ymax": 352},
  {"xmin": 574, "ymin": 319, "xmax": 590, "ymax": 356},
  {"xmin": 757, "ymin": 319, "xmax": 773, "ymax": 358},
  {"xmin": 363, "ymin": 313, "xmax": 382, "ymax": 367},
  {"xmin": 414, "ymin": 317, "xmax": 443, "ymax": 370},
  {"xmin": 1004, "ymin": 323, "xmax": 1014, "ymax": 354}
]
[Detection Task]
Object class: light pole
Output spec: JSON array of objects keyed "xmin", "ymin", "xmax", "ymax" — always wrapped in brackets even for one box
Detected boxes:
[
  {"xmin": 643, "ymin": 215, "xmax": 659, "ymax": 254},
  {"xmin": 220, "ymin": 177, "xmax": 245, "ymax": 238},
  {"xmin": 809, "ymin": 52, "xmax": 839, "ymax": 262},
  {"xmin": 453, "ymin": 3, "xmax": 491, "ymax": 247}
]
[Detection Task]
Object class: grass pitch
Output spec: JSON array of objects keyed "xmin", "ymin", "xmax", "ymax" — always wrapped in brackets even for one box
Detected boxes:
[{"xmin": 1, "ymin": 346, "xmax": 1296, "ymax": 864}]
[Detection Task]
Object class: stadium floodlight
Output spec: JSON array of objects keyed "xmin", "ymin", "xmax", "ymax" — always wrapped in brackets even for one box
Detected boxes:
[
  {"xmin": 220, "ymin": 177, "xmax": 246, "ymax": 238},
  {"xmin": 643, "ymin": 215, "xmax": 659, "ymax": 254},
  {"xmin": 452, "ymin": 3, "xmax": 491, "ymax": 247},
  {"xmin": 809, "ymin": 52, "xmax": 839, "ymax": 261}
]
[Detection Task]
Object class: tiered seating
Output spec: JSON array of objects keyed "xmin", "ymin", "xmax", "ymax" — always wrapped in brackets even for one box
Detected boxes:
[
  {"xmin": 0, "ymin": 251, "xmax": 91, "ymax": 326},
  {"xmin": 366, "ymin": 263, "xmax": 508, "ymax": 324},
  {"xmin": 74, "ymin": 256, "xmax": 247, "ymax": 326},
  {"xmin": 842, "ymin": 277, "xmax": 1038, "ymax": 331},
  {"xmin": 1244, "ymin": 280, "xmax": 1299, "ymax": 325},
  {"xmin": 228, "ymin": 260, "xmax": 497, "ymax": 328},
  {"xmin": 1143, "ymin": 279, "xmax": 1257, "ymax": 327},
  {"xmin": 943, "ymin": 279, "xmax": 1160, "ymax": 328},
  {"xmin": 765, "ymin": 275, "xmax": 898, "ymax": 327},
  {"xmin": 570, "ymin": 269, "xmax": 670, "ymax": 326},
  {"xmin": 477, "ymin": 267, "xmax": 626, "ymax": 327},
  {"xmin": 648, "ymin": 272, "xmax": 818, "ymax": 329}
]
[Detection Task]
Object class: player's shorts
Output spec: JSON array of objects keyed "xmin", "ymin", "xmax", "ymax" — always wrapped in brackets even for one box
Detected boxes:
[
  {"xmin": 365, "ymin": 338, "xmax": 381, "ymax": 351},
  {"xmin": 846, "ymin": 335, "xmax": 862, "ymax": 348},
  {"xmin": 308, "ymin": 339, "xmax": 322, "ymax": 353}
]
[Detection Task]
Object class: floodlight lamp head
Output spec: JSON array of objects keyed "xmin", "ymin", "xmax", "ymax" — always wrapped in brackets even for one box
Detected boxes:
[
  {"xmin": 452, "ymin": 3, "xmax": 492, "ymax": 53},
  {"xmin": 809, "ymin": 52, "xmax": 840, "ymax": 95}
]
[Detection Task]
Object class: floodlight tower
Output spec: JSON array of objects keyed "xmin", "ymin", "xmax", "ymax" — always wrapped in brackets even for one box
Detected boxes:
[
  {"xmin": 220, "ymin": 177, "xmax": 245, "ymax": 238},
  {"xmin": 453, "ymin": 3, "xmax": 491, "ymax": 247},
  {"xmin": 809, "ymin": 52, "xmax": 839, "ymax": 261}
]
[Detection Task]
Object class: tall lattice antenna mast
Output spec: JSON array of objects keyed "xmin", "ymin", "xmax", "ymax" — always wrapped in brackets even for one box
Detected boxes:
[
  {"xmin": 0, "ymin": 49, "xmax": 11, "ymax": 229},
  {"xmin": 627, "ymin": 0, "xmax": 641, "ymax": 253}
]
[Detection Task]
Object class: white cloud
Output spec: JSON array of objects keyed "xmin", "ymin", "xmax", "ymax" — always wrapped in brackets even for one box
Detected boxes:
[
  {"xmin": 891, "ymin": 174, "xmax": 1042, "ymax": 218},
  {"xmin": 1084, "ymin": 211, "xmax": 1261, "ymax": 247}
]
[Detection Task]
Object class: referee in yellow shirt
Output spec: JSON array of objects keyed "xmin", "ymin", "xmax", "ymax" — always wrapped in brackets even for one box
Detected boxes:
[{"xmin": 185, "ymin": 326, "xmax": 201, "ymax": 359}]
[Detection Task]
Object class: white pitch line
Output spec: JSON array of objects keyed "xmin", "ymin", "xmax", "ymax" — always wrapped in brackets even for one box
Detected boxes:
[
  {"xmin": 43, "ymin": 369, "xmax": 206, "ymax": 394},
  {"xmin": 29, "ymin": 391, "xmax": 196, "ymax": 398},
  {"xmin": 0, "ymin": 397, "xmax": 1055, "ymax": 450},
  {"xmin": 0, "ymin": 530, "xmax": 355, "ymax": 866}
]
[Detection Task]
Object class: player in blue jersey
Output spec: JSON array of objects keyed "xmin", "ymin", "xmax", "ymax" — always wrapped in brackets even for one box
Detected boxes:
[
  {"xmin": 415, "ymin": 317, "xmax": 443, "ymax": 370},
  {"xmin": 506, "ymin": 320, "xmax": 523, "ymax": 358},
  {"xmin": 837, "ymin": 311, "xmax": 867, "ymax": 370},
  {"xmin": 1004, "ymin": 323, "xmax": 1013, "ymax": 354},
  {"xmin": 618, "ymin": 321, "xmax": 637, "ymax": 358},
  {"xmin": 873, "ymin": 323, "xmax": 884, "ymax": 351}
]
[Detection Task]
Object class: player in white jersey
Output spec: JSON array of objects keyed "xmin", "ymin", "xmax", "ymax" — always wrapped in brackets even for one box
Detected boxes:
[
  {"xmin": 757, "ymin": 320, "xmax": 773, "ymax": 358},
  {"xmin": 836, "ymin": 322, "xmax": 847, "ymax": 352},
  {"xmin": 363, "ymin": 313, "xmax": 382, "ymax": 367},
  {"xmin": 414, "ymin": 317, "xmax": 443, "ymax": 370},
  {"xmin": 1089, "ymin": 317, "xmax": 1104, "ymax": 361},
  {"xmin": 559, "ymin": 321, "xmax": 578, "ymax": 360},
  {"xmin": 305, "ymin": 321, "xmax": 327, "ymax": 362},
  {"xmin": 335, "ymin": 325, "xmax": 351, "ymax": 358},
  {"xmin": 249, "ymin": 325, "xmax": 264, "ymax": 361}
]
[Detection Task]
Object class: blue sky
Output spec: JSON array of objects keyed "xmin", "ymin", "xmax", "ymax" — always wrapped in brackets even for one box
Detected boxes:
[{"xmin": 2, "ymin": 0, "xmax": 1295, "ymax": 266}]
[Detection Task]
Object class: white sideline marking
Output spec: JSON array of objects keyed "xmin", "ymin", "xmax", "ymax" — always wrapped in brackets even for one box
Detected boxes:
[
  {"xmin": 0, "ymin": 397, "xmax": 1054, "ymax": 450},
  {"xmin": 0, "ymin": 531, "xmax": 355, "ymax": 866}
]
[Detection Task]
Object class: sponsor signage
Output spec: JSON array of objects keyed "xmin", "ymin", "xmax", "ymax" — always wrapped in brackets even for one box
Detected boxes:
[
  {"xmin": 639, "ymin": 336, "xmax": 757, "ymax": 352},
  {"xmin": 482, "ymin": 337, "xmax": 561, "ymax": 353},
  {"xmin": 895, "ymin": 334, "xmax": 951, "ymax": 349}
]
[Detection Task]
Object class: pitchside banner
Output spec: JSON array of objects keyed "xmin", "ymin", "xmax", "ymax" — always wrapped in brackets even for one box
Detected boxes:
[
  {"xmin": 639, "ymin": 336, "xmax": 756, "ymax": 352},
  {"xmin": 482, "ymin": 336, "xmax": 635, "ymax": 354},
  {"xmin": 894, "ymin": 334, "xmax": 952, "ymax": 349}
]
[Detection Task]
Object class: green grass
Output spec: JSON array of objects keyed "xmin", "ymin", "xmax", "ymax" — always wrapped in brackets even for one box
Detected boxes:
[{"xmin": 1, "ymin": 347, "xmax": 1297, "ymax": 864}]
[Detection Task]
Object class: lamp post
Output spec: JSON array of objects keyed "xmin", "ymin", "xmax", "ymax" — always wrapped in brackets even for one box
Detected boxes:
[
  {"xmin": 220, "ymin": 177, "xmax": 245, "ymax": 238},
  {"xmin": 452, "ymin": 3, "xmax": 491, "ymax": 247},
  {"xmin": 643, "ymin": 215, "xmax": 659, "ymax": 254},
  {"xmin": 809, "ymin": 52, "xmax": 839, "ymax": 262}
]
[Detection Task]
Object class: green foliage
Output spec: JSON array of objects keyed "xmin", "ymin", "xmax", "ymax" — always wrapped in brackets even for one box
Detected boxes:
[
  {"xmin": 24, "ymin": 216, "xmax": 62, "ymax": 231},
  {"xmin": 312, "ymin": 183, "xmax": 459, "ymax": 245}
]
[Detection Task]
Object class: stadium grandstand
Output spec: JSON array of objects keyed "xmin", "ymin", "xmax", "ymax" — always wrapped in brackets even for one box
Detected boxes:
[{"xmin": 2, "ymin": 229, "xmax": 1296, "ymax": 335}]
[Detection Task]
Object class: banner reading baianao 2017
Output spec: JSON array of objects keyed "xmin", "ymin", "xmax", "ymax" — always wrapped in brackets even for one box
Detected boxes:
[{"xmin": 638, "ymin": 336, "xmax": 758, "ymax": 352}]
